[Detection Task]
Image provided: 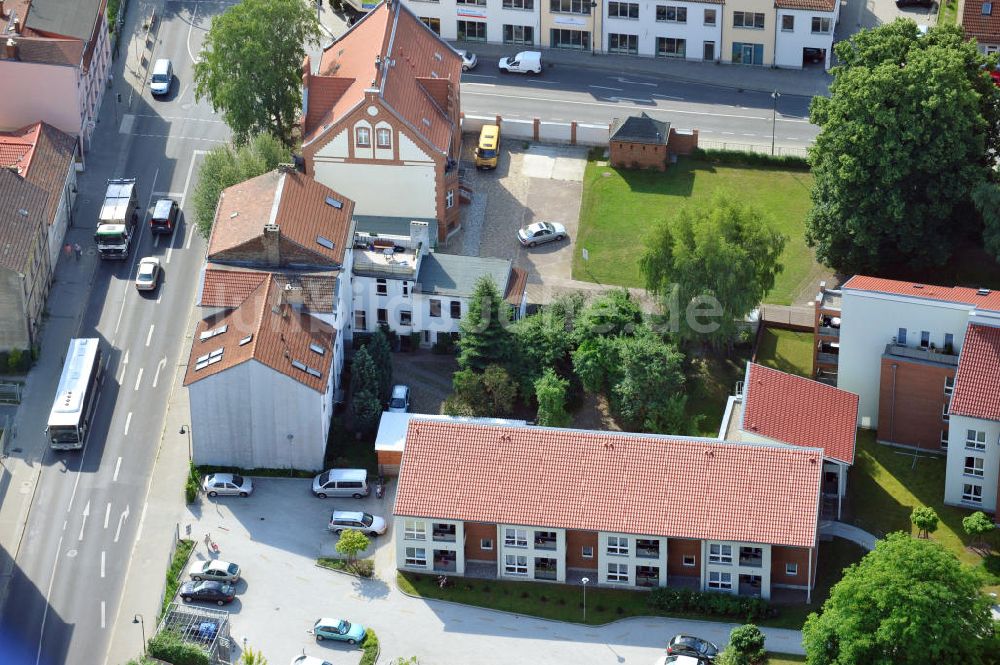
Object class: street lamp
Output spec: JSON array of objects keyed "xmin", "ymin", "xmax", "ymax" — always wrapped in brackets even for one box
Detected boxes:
[
  {"xmin": 770, "ymin": 90, "xmax": 781, "ymax": 156},
  {"xmin": 590, "ymin": 1, "xmax": 599, "ymax": 56},
  {"xmin": 132, "ymin": 613, "xmax": 146, "ymax": 656},
  {"xmin": 179, "ymin": 425, "xmax": 192, "ymax": 460},
  {"xmin": 581, "ymin": 577, "xmax": 590, "ymax": 622}
]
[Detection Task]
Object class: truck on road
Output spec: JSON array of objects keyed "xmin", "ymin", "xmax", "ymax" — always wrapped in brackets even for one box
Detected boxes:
[{"xmin": 95, "ymin": 178, "xmax": 139, "ymax": 260}]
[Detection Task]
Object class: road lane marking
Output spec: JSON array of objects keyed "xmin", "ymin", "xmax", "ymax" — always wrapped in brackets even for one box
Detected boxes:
[
  {"xmin": 104, "ymin": 502, "xmax": 112, "ymax": 528},
  {"xmin": 117, "ymin": 349, "xmax": 130, "ymax": 383},
  {"xmin": 589, "ymin": 85, "xmax": 622, "ymax": 91},
  {"xmin": 136, "ymin": 501, "xmax": 149, "ymax": 542},
  {"xmin": 113, "ymin": 168, "xmax": 158, "ymax": 340},
  {"xmin": 186, "ymin": 1, "xmax": 202, "ymax": 65},
  {"xmin": 101, "ymin": 601, "xmax": 106, "ymax": 629},
  {"xmin": 114, "ymin": 505, "xmax": 130, "ymax": 543},
  {"xmin": 614, "ymin": 76, "xmax": 658, "ymax": 87},
  {"xmin": 78, "ymin": 501, "xmax": 90, "ymax": 541},
  {"xmin": 166, "ymin": 245, "xmax": 174, "ymax": 264},
  {"xmin": 101, "ymin": 551, "xmax": 106, "ymax": 578},
  {"xmin": 181, "ymin": 151, "xmax": 208, "ymax": 251},
  {"xmin": 133, "ymin": 114, "xmax": 225, "ymax": 124},
  {"xmin": 146, "ymin": 324, "xmax": 155, "ymax": 347},
  {"xmin": 153, "ymin": 235, "xmax": 160, "ymax": 248},
  {"xmin": 66, "ymin": 457, "xmax": 83, "ymax": 513},
  {"xmin": 114, "ymin": 456, "xmax": 123, "ymax": 482},
  {"xmin": 152, "ymin": 357, "xmax": 167, "ymax": 388},
  {"xmin": 63, "ymin": 520, "xmax": 67, "ymax": 531},
  {"xmin": 132, "ymin": 133, "xmax": 227, "ymax": 142},
  {"xmin": 36, "ymin": 535, "xmax": 63, "ymax": 665},
  {"xmin": 124, "ymin": 412, "xmax": 132, "ymax": 436},
  {"xmin": 134, "ymin": 368, "xmax": 144, "ymax": 391},
  {"xmin": 607, "ymin": 96, "xmax": 656, "ymax": 103},
  {"xmin": 652, "ymin": 93, "xmax": 684, "ymax": 100}
]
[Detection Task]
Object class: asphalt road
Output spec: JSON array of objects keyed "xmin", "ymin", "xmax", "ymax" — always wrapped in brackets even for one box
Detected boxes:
[
  {"xmin": 0, "ymin": 2, "xmax": 229, "ymax": 664},
  {"xmin": 460, "ymin": 68, "xmax": 818, "ymax": 149}
]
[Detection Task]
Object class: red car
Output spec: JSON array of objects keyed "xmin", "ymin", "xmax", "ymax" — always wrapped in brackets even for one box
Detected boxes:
[{"xmin": 991, "ymin": 69, "xmax": 1000, "ymax": 87}]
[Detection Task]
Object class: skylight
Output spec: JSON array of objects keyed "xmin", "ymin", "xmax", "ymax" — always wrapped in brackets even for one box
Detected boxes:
[
  {"xmin": 200, "ymin": 324, "xmax": 228, "ymax": 341},
  {"xmin": 316, "ymin": 235, "xmax": 335, "ymax": 250},
  {"xmin": 291, "ymin": 359, "xmax": 307, "ymax": 371},
  {"xmin": 306, "ymin": 367, "xmax": 322, "ymax": 378},
  {"xmin": 324, "ymin": 196, "xmax": 343, "ymax": 209},
  {"xmin": 239, "ymin": 334, "xmax": 253, "ymax": 346},
  {"xmin": 984, "ymin": 1, "xmax": 993, "ymax": 13},
  {"xmin": 309, "ymin": 343, "xmax": 325, "ymax": 355}
]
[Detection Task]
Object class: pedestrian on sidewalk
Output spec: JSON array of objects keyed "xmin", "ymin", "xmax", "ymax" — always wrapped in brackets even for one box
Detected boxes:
[
  {"xmin": 73, "ymin": 243, "xmax": 82, "ymax": 260},
  {"xmin": 63, "ymin": 243, "xmax": 72, "ymax": 259}
]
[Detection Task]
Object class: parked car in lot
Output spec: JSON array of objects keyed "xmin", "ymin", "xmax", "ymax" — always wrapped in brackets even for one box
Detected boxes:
[
  {"xmin": 312, "ymin": 617, "xmax": 367, "ymax": 644},
  {"xmin": 328, "ymin": 510, "xmax": 387, "ymax": 536},
  {"xmin": 189, "ymin": 560, "xmax": 241, "ymax": 583},
  {"xmin": 134, "ymin": 257, "xmax": 161, "ymax": 291},
  {"xmin": 654, "ymin": 655, "xmax": 705, "ymax": 665},
  {"xmin": 667, "ymin": 634, "xmax": 719, "ymax": 661},
  {"xmin": 456, "ymin": 49, "xmax": 478, "ymax": 71},
  {"xmin": 388, "ymin": 384, "xmax": 410, "ymax": 412},
  {"xmin": 291, "ymin": 657, "xmax": 333, "ymax": 665},
  {"xmin": 179, "ymin": 580, "xmax": 235, "ymax": 606},
  {"xmin": 518, "ymin": 221, "xmax": 567, "ymax": 247},
  {"xmin": 312, "ymin": 468, "xmax": 369, "ymax": 498},
  {"xmin": 202, "ymin": 473, "xmax": 253, "ymax": 497}
]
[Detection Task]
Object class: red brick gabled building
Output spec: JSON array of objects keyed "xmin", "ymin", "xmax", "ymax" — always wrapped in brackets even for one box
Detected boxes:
[{"xmin": 300, "ymin": 0, "xmax": 463, "ymax": 243}]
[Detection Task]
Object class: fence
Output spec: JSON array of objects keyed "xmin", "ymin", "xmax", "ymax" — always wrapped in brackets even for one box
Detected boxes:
[
  {"xmin": 697, "ymin": 139, "xmax": 809, "ymax": 158},
  {"xmin": 0, "ymin": 383, "xmax": 20, "ymax": 404},
  {"xmin": 759, "ymin": 304, "xmax": 814, "ymax": 330}
]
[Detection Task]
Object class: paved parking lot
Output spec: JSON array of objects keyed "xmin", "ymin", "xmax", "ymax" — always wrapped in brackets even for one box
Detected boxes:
[
  {"xmin": 177, "ymin": 478, "xmax": 806, "ymax": 664},
  {"xmin": 391, "ymin": 351, "xmax": 457, "ymax": 416},
  {"xmin": 836, "ymin": 0, "xmax": 937, "ymax": 44}
]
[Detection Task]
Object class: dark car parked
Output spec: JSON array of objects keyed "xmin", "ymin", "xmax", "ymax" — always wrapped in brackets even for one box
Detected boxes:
[
  {"xmin": 895, "ymin": 0, "xmax": 933, "ymax": 7},
  {"xmin": 179, "ymin": 580, "xmax": 235, "ymax": 606},
  {"xmin": 667, "ymin": 634, "xmax": 719, "ymax": 661}
]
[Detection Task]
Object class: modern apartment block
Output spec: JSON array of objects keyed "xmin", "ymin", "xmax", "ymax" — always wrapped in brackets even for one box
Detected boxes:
[
  {"xmin": 402, "ymin": 0, "xmax": 837, "ymax": 67},
  {"xmin": 393, "ymin": 419, "xmax": 823, "ymax": 599}
]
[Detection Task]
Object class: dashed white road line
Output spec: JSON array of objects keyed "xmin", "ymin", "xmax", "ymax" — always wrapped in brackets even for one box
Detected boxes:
[
  {"xmin": 100, "ymin": 601, "xmax": 106, "ymax": 629},
  {"xmin": 104, "ymin": 502, "xmax": 112, "ymax": 528},
  {"xmin": 146, "ymin": 324, "xmax": 155, "ymax": 347},
  {"xmin": 124, "ymin": 412, "xmax": 132, "ymax": 436},
  {"xmin": 589, "ymin": 85, "xmax": 623, "ymax": 91},
  {"xmin": 133, "ymin": 368, "xmax": 144, "ymax": 392},
  {"xmin": 114, "ymin": 456, "xmax": 122, "ymax": 482},
  {"xmin": 132, "ymin": 133, "xmax": 227, "ymax": 142},
  {"xmin": 101, "ymin": 551, "xmax": 106, "ymax": 578}
]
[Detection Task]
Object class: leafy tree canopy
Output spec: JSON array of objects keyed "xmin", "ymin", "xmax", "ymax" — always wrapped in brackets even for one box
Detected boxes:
[
  {"xmin": 367, "ymin": 328, "xmax": 394, "ymax": 404},
  {"xmin": 909, "ymin": 506, "xmax": 939, "ymax": 538},
  {"xmin": 350, "ymin": 347, "xmax": 381, "ymax": 433},
  {"xmin": 806, "ymin": 21, "xmax": 1000, "ymax": 273},
  {"xmin": 802, "ymin": 532, "xmax": 993, "ymax": 665},
  {"xmin": 971, "ymin": 182, "xmax": 1000, "ymax": 262},
  {"xmin": 534, "ymin": 369, "xmax": 571, "ymax": 427},
  {"xmin": 194, "ymin": 0, "xmax": 321, "ymax": 144}
]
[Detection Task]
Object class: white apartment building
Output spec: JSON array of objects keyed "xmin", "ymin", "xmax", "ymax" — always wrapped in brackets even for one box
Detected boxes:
[{"xmin": 774, "ymin": 0, "xmax": 839, "ymax": 69}]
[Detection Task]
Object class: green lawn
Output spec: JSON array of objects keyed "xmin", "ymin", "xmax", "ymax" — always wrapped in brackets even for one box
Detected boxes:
[
  {"xmin": 754, "ymin": 329, "xmax": 814, "ymax": 377},
  {"xmin": 685, "ymin": 349, "xmax": 751, "ymax": 437},
  {"xmin": 574, "ymin": 157, "xmax": 816, "ymax": 305},
  {"xmin": 938, "ymin": 0, "xmax": 958, "ymax": 24},
  {"xmin": 768, "ymin": 655, "xmax": 806, "ymax": 665},
  {"xmin": 848, "ymin": 430, "xmax": 1000, "ymax": 592}
]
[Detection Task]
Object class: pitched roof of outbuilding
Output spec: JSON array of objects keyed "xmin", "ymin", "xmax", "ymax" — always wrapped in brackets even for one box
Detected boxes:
[
  {"xmin": 961, "ymin": 0, "xmax": 1000, "ymax": 43},
  {"xmin": 394, "ymin": 420, "xmax": 823, "ymax": 548},
  {"xmin": 610, "ymin": 112, "xmax": 670, "ymax": 145},
  {"xmin": 949, "ymin": 323, "xmax": 1000, "ymax": 422}
]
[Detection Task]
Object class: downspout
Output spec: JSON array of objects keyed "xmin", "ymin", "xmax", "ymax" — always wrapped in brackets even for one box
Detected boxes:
[
  {"xmin": 772, "ymin": 7, "xmax": 779, "ymax": 67},
  {"xmin": 837, "ymin": 461, "xmax": 843, "ymax": 520},
  {"xmin": 888, "ymin": 363, "xmax": 898, "ymax": 442},
  {"xmin": 806, "ymin": 546, "xmax": 812, "ymax": 604}
]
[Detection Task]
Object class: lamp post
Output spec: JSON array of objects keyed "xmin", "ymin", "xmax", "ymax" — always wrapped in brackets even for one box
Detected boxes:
[
  {"xmin": 589, "ymin": 1, "xmax": 599, "ymax": 56},
  {"xmin": 132, "ymin": 614, "xmax": 146, "ymax": 656},
  {"xmin": 581, "ymin": 576, "xmax": 590, "ymax": 622},
  {"xmin": 179, "ymin": 425, "xmax": 192, "ymax": 460},
  {"xmin": 770, "ymin": 90, "xmax": 781, "ymax": 156}
]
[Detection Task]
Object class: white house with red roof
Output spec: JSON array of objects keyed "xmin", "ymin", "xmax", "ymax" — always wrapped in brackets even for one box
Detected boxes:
[
  {"xmin": 719, "ymin": 362, "xmax": 858, "ymax": 519},
  {"xmin": 393, "ymin": 419, "xmax": 824, "ymax": 600}
]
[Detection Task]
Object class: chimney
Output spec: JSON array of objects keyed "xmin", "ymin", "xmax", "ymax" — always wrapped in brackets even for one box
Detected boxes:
[
  {"xmin": 3, "ymin": 38, "xmax": 16, "ymax": 60},
  {"xmin": 13, "ymin": 17, "xmax": 20, "ymax": 34},
  {"xmin": 262, "ymin": 223, "xmax": 281, "ymax": 266},
  {"xmin": 410, "ymin": 220, "xmax": 430, "ymax": 256},
  {"xmin": 284, "ymin": 283, "xmax": 304, "ymax": 309}
]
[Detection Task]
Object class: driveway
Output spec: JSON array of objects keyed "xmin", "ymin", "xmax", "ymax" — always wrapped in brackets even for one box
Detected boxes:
[
  {"xmin": 178, "ymin": 478, "xmax": 805, "ymax": 664},
  {"xmin": 390, "ymin": 351, "xmax": 457, "ymax": 415},
  {"xmin": 836, "ymin": 0, "xmax": 936, "ymax": 44}
]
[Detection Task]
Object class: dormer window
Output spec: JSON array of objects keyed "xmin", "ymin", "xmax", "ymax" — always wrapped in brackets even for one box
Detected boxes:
[
  {"xmin": 355, "ymin": 126, "xmax": 371, "ymax": 148},
  {"xmin": 376, "ymin": 127, "xmax": 392, "ymax": 149}
]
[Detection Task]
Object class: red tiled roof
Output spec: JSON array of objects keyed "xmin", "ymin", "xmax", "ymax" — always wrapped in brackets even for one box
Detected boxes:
[
  {"xmin": 775, "ymin": 0, "xmax": 836, "ymax": 10},
  {"xmin": 742, "ymin": 363, "xmax": 858, "ymax": 465},
  {"xmin": 199, "ymin": 268, "xmax": 268, "ymax": 308},
  {"xmin": 394, "ymin": 421, "xmax": 823, "ymax": 548},
  {"xmin": 843, "ymin": 275, "xmax": 1000, "ymax": 313},
  {"xmin": 207, "ymin": 169, "xmax": 355, "ymax": 267},
  {"xmin": 200, "ymin": 265, "xmax": 340, "ymax": 312},
  {"xmin": 183, "ymin": 275, "xmax": 335, "ymax": 392},
  {"xmin": 304, "ymin": 1, "xmax": 461, "ymax": 156},
  {"xmin": 962, "ymin": 0, "xmax": 1000, "ymax": 43},
  {"xmin": 950, "ymin": 323, "xmax": 1000, "ymax": 422},
  {"xmin": 0, "ymin": 123, "xmax": 76, "ymax": 225}
]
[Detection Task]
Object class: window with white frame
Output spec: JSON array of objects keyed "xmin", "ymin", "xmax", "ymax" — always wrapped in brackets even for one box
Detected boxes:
[
  {"xmin": 503, "ymin": 0, "xmax": 534, "ymax": 8},
  {"xmin": 733, "ymin": 11, "xmax": 765, "ymax": 28},
  {"xmin": 376, "ymin": 278, "xmax": 388, "ymax": 296},
  {"xmin": 785, "ymin": 563, "xmax": 798, "ymax": 576},
  {"xmin": 656, "ymin": 37, "xmax": 686, "ymax": 58},
  {"xmin": 781, "ymin": 15, "xmax": 794, "ymax": 30},
  {"xmin": 481, "ymin": 538, "xmax": 493, "ymax": 550},
  {"xmin": 682, "ymin": 555, "xmax": 696, "ymax": 567},
  {"xmin": 962, "ymin": 483, "xmax": 983, "ymax": 504},
  {"xmin": 399, "ymin": 310, "xmax": 412, "ymax": 326},
  {"xmin": 656, "ymin": 5, "xmax": 687, "ymax": 22},
  {"xmin": 897, "ymin": 327, "xmax": 907, "ymax": 345},
  {"xmin": 941, "ymin": 430, "xmax": 949, "ymax": 448},
  {"xmin": 446, "ymin": 190, "xmax": 455, "ymax": 209},
  {"xmin": 607, "ymin": 536, "xmax": 629, "ymax": 555},
  {"xmin": 355, "ymin": 126, "xmax": 371, "ymax": 148},
  {"xmin": 550, "ymin": 0, "xmax": 592, "ymax": 13},
  {"xmin": 708, "ymin": 571, "xmax": 732, "ymax": 589},
  {"xmin": 404, "ymin": 519, "xmax": 427, "ymax": 540},
  {"xmin": 944, "ymin": 375, "xmax": 955, "ymax": 395},
  {"xmin": 607, "ymin": 562, "xmax": 629, "ymax": 582},
  {"xmin": 942, "ymin": 402, "xmax": 950, "ymax": 422},
  {"xmin": 505, "ymin": 528, "xmax": 528, "ymax": 547},
  {"xmin": 608, "ymin": 33, "xmax": 638, "ymax": 54},
  {"xmin": 703, "ymin": 8, "xmax": 716, "ymax": 24},
  {"xmin": 966, "ymin": 430, "xmax": 986, "ymax": 450},
  {"xmin": 581, "ymin": 545, "xmax": 594, "ymax": 558},
  {"xmin": 964, "ymin": 456, "xmax": 985, "ymax": 477},
  {"xmin": 608, "ymin": 1, "xmax": 639, "ymax": 18},
  {"xmin": 504, "ymin": 554, "xmax": 528, "ymax": 574},
  {"xmin": 811, "ymin": 16, "xmax": 831, "ymax": 33},
  {"xmin": 708, "ymin": 543, "xmax": 733, "ymax": 564},
  {"xmin": 429, "ymin": 299, "xmax": 442, "ymax": 317},
  {"xmin": 376, "ymin": 127, "xmax": 392, "ymax": 149},
  {"xmin": 405, "ymin": 547, "xmax": 427, "ymax": 566}
]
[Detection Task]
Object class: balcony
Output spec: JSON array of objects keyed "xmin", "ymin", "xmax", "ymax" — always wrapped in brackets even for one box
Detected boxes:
[
  {"xmin": 433, "ymin": 550, "xmax": 457, "ymax": 573},
  {"xmin": 636, "ymin": 566, "xmax": 661, "ymax": 587},
  {"xmin": 432, "ymin": 525, "xmax": 457, "ymax": 543},
  {"xmin": 738, "ymin": 549, "xmax": 763, "ymax": 568},
  {"xmin": 817, "ymin": 325, "xmax": 840, "ymax": 338},
  {"xmin": 534, "ymin": 558, "xmax": 558, "ymax": 581},
  {"xmin": 533, "ymin": 533, "xmax": 557, "ymax": 551},
  {"xmin": 636, "ymin": 540, "xmax": 661, "ymax": 559},
  {"xmin": 816, "ymin": 352, "xmax": 839, "ymax": 367},
  {"xmin": 885, "ymin": 343, "xmax": 958, "ymax": 367}
]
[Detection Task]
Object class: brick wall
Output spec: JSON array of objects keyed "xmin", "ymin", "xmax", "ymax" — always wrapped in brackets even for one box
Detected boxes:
[
  {"xmin": 565, "ymin": 530, "xmax": 598, "ymax": 570},
  {"xmin": 377, "ymin": 450, "xmax": 402, "ymax": 474},
  {"xmin": 667, "ymin": 128, "xmax": 699, "ymax": 155},
  {"xmin": 771, "ymin": 545, "xmax": 810, "ymax": 587},
  {"xmin": 666, "ymin": 537, "xmax": 701, "ymax": 577},
  {"xmin": 463, "ymin": 522, "xmax": 498, "ymax": 562},
  {"xmin": 878, "ymin": 356, "xmax": 954, "ymax": 451},
  {"xmin": 609, "ymin": 142, "xmax": 667, "ymax": 171}
]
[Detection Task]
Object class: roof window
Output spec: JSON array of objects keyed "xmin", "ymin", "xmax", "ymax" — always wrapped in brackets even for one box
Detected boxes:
[
  {"xmin": 983, "ymin": 2, "xmax": 992, "ymax": 14},
  {"xmin": 306, "ymin": 367, "xmax": 322, "ymax": 378},
  {"xmin": 195, "ymin": 348, "xmax": 224, "ymax": 370},
  {"xmin": 239, "ymin": 334, "xmax": 253, "ymax": 346},
  {"xmin": 316, "ymin": 235, "xmax": 335, "ymax": 250},
  {"xmin": 309, "ymin": 343, "xmax": 326, "ymax": 355},
  {"xmin": 200, "ymin": 324, "xmax": 228, "ymax": 341},
  {"xmin": 291, "ymin": 359, "xmax": 307, "ymax": 371},
  {"xmin": 977, "ymin": 288, "xmax": 991, "ymax": 296},
  {"xmin": 325, "ymin": 196, "xmax": 343, "ymax": 209}
]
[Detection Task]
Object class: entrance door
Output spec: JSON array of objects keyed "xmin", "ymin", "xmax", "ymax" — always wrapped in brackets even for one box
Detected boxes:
[
  {"xmin": 742, "ymin": 44, "xmax": 754, "ymax": 64},
  {"xmin": 703, "ymin": 41, "xmax": 715, "ymax": 61}
]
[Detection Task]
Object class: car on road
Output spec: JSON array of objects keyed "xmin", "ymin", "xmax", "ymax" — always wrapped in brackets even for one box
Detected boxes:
[
  {"xmin": 150, "ymin": 58, "xmax": 173, "ymax": 96},
  {"xmin": 179, "ymin": 580, "xmax": 235, "ymax": 606},
  {"xmin": 498, "ymin": 50, "xmax": 542, "ymax": 74},
  {"xmin": 150, "ymin": 198, "xmax": 179, "ymax": 234},
  {"xmin": 312, "ymin": 617, "xmax": 367, "ymax": 644},
  {"xmin": 328, "ymin": 510, "xmax": 387, "ymax": 536},
  {"xmin": 202, "ymin": 473, "xmax": 254, "ymax": 497},
  {"xmin": 388, "ymin": 384, "xmax": 410, "ymax": 413},
  {"xmin": 895, "ymin": 0, "xmax": 933, "ymax": 7},
  {"xmin": 134, "ymin": 257, "xmax": 161, "ymax": 291},
  {"xmin": 189, "ymin": 560, "xmax": 241, "ymax": 583},
  {"xmin": 291, "ymin": 657, "xmax": 333, "ymax": 665},
  {"xmin": 667, "ymin": 634, "xmax": 719, "ymax": 661},
  {"xmin": 456, "ymin": 49, "xmax": 478, "ymax": 71},
  {"xmin": 518, "ymin": 221, "xmax": 567, "ymax": 247}
]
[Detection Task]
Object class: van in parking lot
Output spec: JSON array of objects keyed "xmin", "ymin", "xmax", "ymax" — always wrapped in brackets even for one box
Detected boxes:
[
  {"xmin": 474, "ymin": 124, "xmax": 500, "ymax": 170},
  {"xmin": 311, "ymin": 468, "xmax": 369, "ymax": 498}
]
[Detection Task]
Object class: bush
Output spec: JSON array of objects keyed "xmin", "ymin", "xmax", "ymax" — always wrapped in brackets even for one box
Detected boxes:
[
  {"xmin": 359, "ymin": 629, "xmax": 380, "ymax": 665},
  {"xmin": 432, "ymin": 335, "xmax": 456, "ymax": 355},
  {"xmin": 161, "ymin": 539, "xmax": 195, "ymax": 619},
  {"xmin": 147, "ymin": 629, "xmax": 210, "ymax": 665},
  {"xmin": 647, "ymin": 587, "xmax": 769, "ymax": 621},
  {"xmin": 185, "ymin": 461, "xmax": 200, "ymax": 504},
  {"xmin": 689, "ymin": 147, "xmax": 810, "ymax": 170},
  {"xmin": 6, "ymin": 348, "xmax": 30, "ymax": 373}
]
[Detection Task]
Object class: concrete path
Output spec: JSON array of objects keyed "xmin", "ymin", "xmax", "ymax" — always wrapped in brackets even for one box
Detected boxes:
[{"xmin": 819, "ymin": 521, "xmax": 879, "ymax": 551}]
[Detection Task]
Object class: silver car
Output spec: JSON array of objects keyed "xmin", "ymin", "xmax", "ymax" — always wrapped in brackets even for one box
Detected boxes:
[
  {"xmin": 456, "ymin": 49, "xmax": 478, "ymax": 72},
  {"xmin": 202, "ymin": 473, "xmax": 254, "ymax": 497},
  {"xmin": 517, "ymin": 221, "xmax": 567, "ymax": 247},
  {"xmin": 189, "ymin": 559, "xmax": 241, "ymax": 583},
  {"xmin": 134, "ymin": 257, "xmax": 161, "ymax": 291},
  {"xmin": 328, "ymin": 510, "xmax": 387, "ymax": 536}
]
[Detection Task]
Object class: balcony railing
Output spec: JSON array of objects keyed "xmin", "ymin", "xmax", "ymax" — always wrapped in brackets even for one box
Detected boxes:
[
  {"xmin": 817, "ymin": 325, "xmax": 840, "ymax": 338},
  {"xmin": 885, "ymin": 343, "xmax": 958, "ymax": 366},
  {"xmin": 432, "ymin": 528, "xmax": 457, "ymax": 543},
  {"xmin": 817, "ymin": 352, "xmax": 839, "ymax": 366},
  {"xmin": 738, "ymin": 554, "xmax": 763, "ymax": 568},
  {"xmin": 636, "ymin": 546, "xmax": 661, "ymax": 559}
]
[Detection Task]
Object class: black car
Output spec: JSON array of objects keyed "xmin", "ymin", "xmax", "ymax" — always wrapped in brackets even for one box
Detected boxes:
[
  {"xmin": 150, "ymin": 198, "xmax": 179, "ymax": 235},
  {"xmin": 179, "ymin": 580, "xmax": 235, "ymax": 606},
  {"xmin": 895, "ymin": 0, "xmax": 933, "ymax": 7},
  {"xmin": 667, "ymin": 634, "xmax": 719, "ymax": 661}
]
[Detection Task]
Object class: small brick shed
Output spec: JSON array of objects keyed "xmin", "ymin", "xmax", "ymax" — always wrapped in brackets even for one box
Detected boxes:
[{"xmin": 609, "ymin": 112, "xmax": 699, "ymax": 171}]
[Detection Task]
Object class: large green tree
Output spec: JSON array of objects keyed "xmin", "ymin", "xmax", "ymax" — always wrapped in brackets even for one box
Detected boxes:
[
  {"xmin": 368, "ymin": 328, "xmax": 394, "ymax": 404},
  {"xmin": 192, "ymin": 133, "xmax": 287, "ymax": 238},
  {"xmin": 534, "ymin": 369, "xmax": 571, "ymax": 427},
  {"xmin": 350, "ymin": 347, "xmax": 381, "ymax": 433},
  {"xmin": 806, "ymin": 21, "xmax": 1000, "ymax": 273},
  {"xmin": 458, "ymin": 277, "xmax": 514, "ymax": 371},
  {"xmin": 640, "ymin": 192, "xmax": 785, "ymax": 346},
  {"xmin": 194, "ymin": 0, "xmax": 320, "ymax": 144},
  {"xmin": 509, "ymin": 292, "xmax": 584, "ymax": 392},
  {"xmin": 802, "ymin": 532, "xmax": 993, "ymax": 665},
  {"xmin": 971, "ymin": 182, "xmax": 1000, "ymax": 261}
]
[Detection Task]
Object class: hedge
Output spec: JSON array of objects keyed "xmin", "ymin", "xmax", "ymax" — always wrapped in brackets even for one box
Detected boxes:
[
  {"xmin": 647, "ymin": 587, "xmax": 771, "ymax": 622},
  {"xmin": 147, "ymin": 630, "xmax": 209, "ymax": 665},
  {"xmin": 359, "ymin": 629, "xmax": 380, "ymax": 665},
  {"xmin": 688, "ymin": 147, "xmax": 810, "ymax": 170}
]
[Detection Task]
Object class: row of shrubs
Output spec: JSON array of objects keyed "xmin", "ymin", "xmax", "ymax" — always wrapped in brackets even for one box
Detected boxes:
[
  {"xmin": 690, "ymin": 147, "xmax": 810, "ymax": 170},
  {"xmin": 0, "ymin": 348, "xmax": 35, "ymax": 374},
  {"xmin": 647, "ymin": 586, "xmax": 772, "ymax": 621},
  {"xmin": 148, "ymin": 629, "xmax": 209, "ymax": 665}
]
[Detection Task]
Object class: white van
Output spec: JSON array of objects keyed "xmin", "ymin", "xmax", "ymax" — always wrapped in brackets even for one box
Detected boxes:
[
  {"xmin": 312, "ymin": 468, "xmax": 369, "ymax": 498},
  {"xmin": 498, "ymin": 51, "xmax": 542, "ymax": 75},
  {"xmin": 150, "ymin": 58, "xmax": 173, "ymax": 96}
]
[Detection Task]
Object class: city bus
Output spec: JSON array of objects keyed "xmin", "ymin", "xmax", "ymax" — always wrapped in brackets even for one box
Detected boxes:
[{"xmin": 47, "ymin": 338, "xmax": 103, "ymax": 451}]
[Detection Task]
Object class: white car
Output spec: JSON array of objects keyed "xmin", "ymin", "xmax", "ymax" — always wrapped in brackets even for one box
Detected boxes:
[
  {"xmin": 290, "ymin": 656, "xmax": 333, "ymax": 665},
  {"xmin": 517, "ymin": 221, "xmax": 567, "ymax": 247},
  {"xmin": 388, "ymin": 384, "xmax": 410, "ymax": 413},
  {"xmin": 456, "ymin": 49, "xmax": 478, "ymax": 71},
  {"xmin": 189, "ymin": 560, "xmax": 241, "ymax": 583},
  {"xmin": 134, "ymin": 257, "xmax": 161, "ymax": 291},
  {"xmin": 202, "ymin": 473, "xmax": 254, "ymax": 497}
]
